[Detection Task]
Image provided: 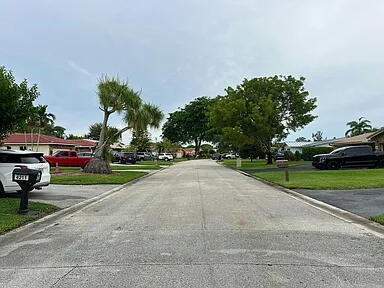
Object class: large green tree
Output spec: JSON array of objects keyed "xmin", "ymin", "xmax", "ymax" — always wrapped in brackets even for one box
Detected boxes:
[
  {"xmin": 345, "ymin": 117, "xmax": 372, "ymax": 137},
  {"xmin": 210, "ymin": 76, "xmax": 317, "ymax": 164},
  {"xmin": 0, "ymin": 66, "xmax": 39, "ymax": 141},
  {"xmin": 84, "ymin": 75, "xmax": 163, "ymax": 174},
  {"xmin": 162, "ymin": 97, "xmax": 213, "ymax": 156}
]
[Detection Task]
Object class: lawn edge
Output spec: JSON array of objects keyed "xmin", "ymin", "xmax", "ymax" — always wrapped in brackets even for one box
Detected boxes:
[
  {"xmin": 235, "ymin": 169, "xmax": 384, "ymax": 238},
  {"xmin": 0, "ymin": 167, "xmax": 168, "ymax": 243}
]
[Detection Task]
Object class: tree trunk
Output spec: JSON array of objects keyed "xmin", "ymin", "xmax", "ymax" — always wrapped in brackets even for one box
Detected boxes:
[
  {"xmin": 94, "ymin": 111, "xmax": 110, "ymax": 159},
  {"xmin": 266, "ymin": 150, "xmax": 273, "ymax": 165},
  {"xmin": 84, "ymin": 111, "xmax": 112, "ymax": 174},
  {"xmin": 36, "ymin": 127, "xmax": 41, "ymax": 152}
]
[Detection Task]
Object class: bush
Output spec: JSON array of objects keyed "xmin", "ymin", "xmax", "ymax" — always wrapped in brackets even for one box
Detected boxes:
[
  {"xmin": 284, "ymin": 151, "xmax": 295, "ymax": 161},
  {"xmin": 302, "ymin": 146, "xmax": 334, "ymax": 161},
  {"xmin": 294, "ymin": 151, "xmax": 301, "ymax": 161}
]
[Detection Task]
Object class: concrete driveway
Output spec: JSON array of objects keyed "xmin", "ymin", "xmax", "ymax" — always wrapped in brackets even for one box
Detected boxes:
[{"xmin": 1, "ymin": 160, "xmax": 383, "ymax": 287}]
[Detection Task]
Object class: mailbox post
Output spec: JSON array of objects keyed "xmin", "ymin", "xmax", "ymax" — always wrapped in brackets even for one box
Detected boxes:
[
  {"xmin": 276, "ymin": 160, "xmax": 289, "ymax": 182},
  {"xmin": 12, "ymin": 168, "xmax": 42, "ymax": 215}
]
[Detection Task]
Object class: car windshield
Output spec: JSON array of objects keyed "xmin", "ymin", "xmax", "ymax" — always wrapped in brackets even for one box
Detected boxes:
[{"xmin": 330, "ymin": 148, "xmax": 345, "ymax": 154}]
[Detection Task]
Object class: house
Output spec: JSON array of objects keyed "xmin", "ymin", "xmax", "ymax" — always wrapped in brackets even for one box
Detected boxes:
[
  {"xmin": 1, "ymin": 133, "xmax": 97, "ymax": 155},
  {"xmin": 282, "ymin": 140, "xmax": 334, "ymax": 154},
  {"xmin": 331, "ymin": 129, "xmax": 384, "ymax": 152},
  {"xmin": 175, "ymin": 148, "xmax": 196, "ymax": 158}
]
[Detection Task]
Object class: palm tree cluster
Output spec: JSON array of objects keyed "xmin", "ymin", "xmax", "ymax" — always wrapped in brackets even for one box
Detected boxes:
[
  {"xmin": 345, "ymin": 117, "xmax": 373, "ymax": 137},
  {"xmin": 84, "ymin": 75, "xmax": 163, "ymax": 174}
]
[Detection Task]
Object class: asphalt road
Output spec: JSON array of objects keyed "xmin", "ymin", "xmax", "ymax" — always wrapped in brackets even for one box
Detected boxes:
[
  {"xmin": 296, "ymin": 188, "xmax": 384, "ymax": 218},
  {"xmin": 1, "ymin": 160, "xmax": 383, "ymax": 287}
]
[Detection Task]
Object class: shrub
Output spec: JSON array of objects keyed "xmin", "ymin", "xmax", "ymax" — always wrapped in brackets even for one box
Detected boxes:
[
  {"xmin": 284, "ymin": 151, "xmax": 295, "ymax": 161},
  {"xmin": 294, "ymin": 151, "xmax": 301, "ymax": 161},
  {"xmin": 302, "ymin": 146, "xmax": 334, "ymax": 161}
]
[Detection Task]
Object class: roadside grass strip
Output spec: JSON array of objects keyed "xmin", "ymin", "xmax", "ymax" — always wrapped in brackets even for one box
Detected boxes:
[
  {"xmin": 255, "ymin": 168, "xmax": 384, "ymax": 190},
  {"xmin": 0, "ymin": 198, "xmax": 58, "ymax": 234},
  {"xmin": 51, "ymin": 165, "xmax": 160, "ymax": 172},
  {"xmin": 223, "ymin": 159, "xmax": 310, "ymax": 170},
  {"xmin": 370, "ymin": 214, "xmax": 384, "ymax": 225},
  {"xmin": 50, "ymin": 171, "xmax": 147, "ymax": 185}
]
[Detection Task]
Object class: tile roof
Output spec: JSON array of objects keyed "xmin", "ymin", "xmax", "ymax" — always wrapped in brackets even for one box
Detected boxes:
[
  {"xmin": 331, "ymin": 132, "xmax": 375, "ymax": 146},
  {"xmin": 2, "ymin": 133, "xmax": 97, "ymax": 147}
]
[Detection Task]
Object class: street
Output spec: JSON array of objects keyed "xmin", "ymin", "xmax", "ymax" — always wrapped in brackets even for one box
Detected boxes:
[{"xmin": 1, "ymin": 160, "xmax": 383, "ymax": 287}]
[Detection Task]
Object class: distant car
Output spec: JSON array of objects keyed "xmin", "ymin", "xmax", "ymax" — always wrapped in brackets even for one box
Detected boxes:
[
  {"xmin": 211, "ymin": 154, "xmax": 222, "ymax": 160},
  {"xmin": 0, "ymin": 149, "xmax": 50, "ymax": 194},
  {"xmin": 112, "ymin": 152, "xmax": 122, "ymax": 163},
  {"xmin": 158, "ymin": 153, "xmax": 173, "ymax": 161},
  {"xmin": 136, "ymin": 152, "xmax": 153, "ymax": 161},
  {"xmin": 272, "ymin": 152, "xmax": 285, "ymax": 161},
  {"xmin": 223, "ymin": 153, "xmax": 236, "ymax": 159},
  {"xmin": 78, "ymin": 152, "xmax": 94, "ymax": 157},
  {"xmin": 119, "ymin": 152, "xmax": 138, "ymax": 164}
]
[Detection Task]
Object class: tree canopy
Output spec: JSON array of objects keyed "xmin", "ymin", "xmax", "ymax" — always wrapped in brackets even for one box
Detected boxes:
[
  {"xmin": 209, "ymin": 76, "xmax": 317, "ymax": 163},
  {"xmin": 0, "ymin": 66, "xmax": 39, "ymax": 141},
  {"xmin": 345, "ymin": 117, "xmax": 373, "ymax": 137},
  {"xmin": 162, "ymin": 97, "xmax": 214, "ymax": 156}
]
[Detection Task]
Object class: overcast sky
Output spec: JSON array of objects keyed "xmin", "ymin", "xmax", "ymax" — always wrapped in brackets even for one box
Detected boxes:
[{"xmin": 1, "ymin": 0, "xmax": 383, "ymax": 144}]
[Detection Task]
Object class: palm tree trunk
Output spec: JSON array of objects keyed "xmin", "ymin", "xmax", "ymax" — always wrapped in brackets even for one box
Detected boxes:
[
  {"xmin": 36, "ymin": 127, "xmax": 41, "ymax": 152},
  {"xmin": 94, "ymin": 111, "xmax": 110, "ymax": 159}
]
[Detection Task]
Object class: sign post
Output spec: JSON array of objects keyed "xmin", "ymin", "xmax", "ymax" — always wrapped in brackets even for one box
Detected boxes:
[{"xmin": 276, "ymin": 160, "xmax": 289, "ymax": 182}]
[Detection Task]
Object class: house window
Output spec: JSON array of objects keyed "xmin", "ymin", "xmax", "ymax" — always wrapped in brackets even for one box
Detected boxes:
[{"xmin": 19, "ymin": 146, "xmax": 27, "ymax": 150}]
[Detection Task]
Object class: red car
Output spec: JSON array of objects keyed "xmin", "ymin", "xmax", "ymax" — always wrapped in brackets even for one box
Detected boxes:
[{"xmin": 44, "ymin": 150, "xmax": 92, "ymax": 168}]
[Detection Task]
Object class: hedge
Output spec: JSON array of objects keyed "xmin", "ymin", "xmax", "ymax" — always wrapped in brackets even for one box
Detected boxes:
[{"xmin": 301, "ymin": 146, "xmax": 334, "ymax": 161}]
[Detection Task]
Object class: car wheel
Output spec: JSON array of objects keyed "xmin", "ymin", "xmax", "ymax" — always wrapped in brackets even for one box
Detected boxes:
[
  {"xmin": 0, "ymin": 181, "xmax": 5, "ymax": 196},
  {"xmin": 164, "ymin": 158, "xmax": 169, "ymax": 161},
  {"xmin": 327, "ymin": 161, "xmax": 340, "ymax": 170}
]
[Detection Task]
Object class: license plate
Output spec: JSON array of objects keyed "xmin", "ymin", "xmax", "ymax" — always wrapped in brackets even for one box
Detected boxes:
[{"xmin": 14, "ymin": 175, "xmax": 29, "ymax": 181}]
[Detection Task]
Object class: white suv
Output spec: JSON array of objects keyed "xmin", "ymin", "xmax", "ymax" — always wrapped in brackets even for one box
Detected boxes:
[
  {"xmin": 158, "ymin": 153, "xmax": 174, "ymax": 161},
  {"xmin": 0, "ymin": 149, "xmax": 51, "ymax": 194}
]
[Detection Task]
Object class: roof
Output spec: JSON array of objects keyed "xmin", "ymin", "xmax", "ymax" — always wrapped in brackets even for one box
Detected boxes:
[
  {"xmin": 367, "ymin": 128, "xmax": 384, "ymax": 140},
  {"xmin": 284, "ymin": 141, "xmax": 313, "ymax": 148},
  {"xmin": 64, "ymin": 139, "xmax": 97, "ymax": 147},
  {"xmin": 331, "ymin": 132, "xmax": 375, "ymax": 147},
  {"xmin": 3, "ymin": 133, "xmax": 72, "ymax": 145},
  {"xmin": 2, "ymin": 133, "xmax": 97, "ymax": 147}
]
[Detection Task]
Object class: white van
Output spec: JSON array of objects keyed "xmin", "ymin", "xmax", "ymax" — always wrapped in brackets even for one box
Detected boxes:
[{"xmin": 0, "ymin": 149, "xmax": 51, "ymax": 194}]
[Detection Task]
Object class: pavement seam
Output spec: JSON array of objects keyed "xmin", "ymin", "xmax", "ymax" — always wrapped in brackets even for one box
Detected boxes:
[
  {"xmin": 0, "ymin": 166, "xmax": 168, "ymax": 243},
  {"xmin": 50, "ymin": 265, "xmax": 77, "ymax": 287},
  {"xmin": 234, "ymin": 169, "xmax": 384, "ymax": 238}
]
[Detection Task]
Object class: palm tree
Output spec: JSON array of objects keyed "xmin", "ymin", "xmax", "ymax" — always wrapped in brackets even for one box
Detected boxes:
[
  {"xmin": 84, "ymin": 75, "xmax": 163, "ymax": 174},
  {"xmin": 345, "ymin": 117, "xmax": 373, "ymax": 137},
  {"xmin": 35, "ymin": 105, "xmax": 56, "ymax": 151}
]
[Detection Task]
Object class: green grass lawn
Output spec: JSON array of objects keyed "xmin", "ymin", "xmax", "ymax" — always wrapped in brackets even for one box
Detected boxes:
[
  {"xmin": 223, "ymin": 159, "xmax": 310, "ymax": 170},
  {"xmin": 370, "ymin": 214, "xmax": 384, "ymax": 225},
  {"xmin": 51, "ymin": 165, "xmax": 160, "ymax": 172},
  {"xmin": 255, "ymin": 168, "xmax": 384, "ymax": 190},
  {"xmin": 0, "ymin": 198, "xmax": 58, "ymax": 234},
  {"xmin": 50, "ymin": 171, "xmax": 147, "ymax": 185}
]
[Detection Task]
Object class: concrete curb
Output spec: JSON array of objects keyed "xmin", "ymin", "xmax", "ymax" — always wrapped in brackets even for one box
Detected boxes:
[
  {"xmin": 235, "ymin": 169, "xmax": 384, "ymax": 238},
  {"xmin": 0, "ymin": 166, "xmax": 168, "ymax": 243}
]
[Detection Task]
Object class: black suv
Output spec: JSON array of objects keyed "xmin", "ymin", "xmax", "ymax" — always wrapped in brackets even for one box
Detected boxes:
[
  {"xmin": 312, "ymin": 145, "xmax": 384, "ymax": 170},
  {"xmin": 119, "ymin": 153, "xmax": 138, "ymax": 164}
]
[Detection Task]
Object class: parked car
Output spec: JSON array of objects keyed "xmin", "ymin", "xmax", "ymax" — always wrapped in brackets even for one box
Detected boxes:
[
  {"xmin": 136, "ymin": 152, "xmax": 153, "ymax": 161},
  {"xmin": 211, "ymin": 154, "xmax": 222, "ymax": 160},
  {"xmin": 158, "ymin": 153, "xmax": 173, "ymax": 161},
  {"xmin": 312, "ymin": 145, "xmax": 384, "ymax": 170},
  {"xmin": 112, "ymin": 152, "xmax": 122, "ymax": 163},
  {"xmin": 78, "ymin": 152, "xmax": 94, "ymax": 157},
  {"xmin": 44, "ymin": 150, "xmax": 92, "ymax": 168},
  {"xmin": 222, "ymin": 153, "xmax": 236, "ymax": 159},
  {"xmin": 119, "ymin": 152, "xmax": 138, "ymax": 164},
  {"xmin": 272, "ymin": 152, "xmax": 285, "ymax": 161},
  {"xmin": 0, "ymin": 149, "xmax": 50, "ymax": 194}
]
